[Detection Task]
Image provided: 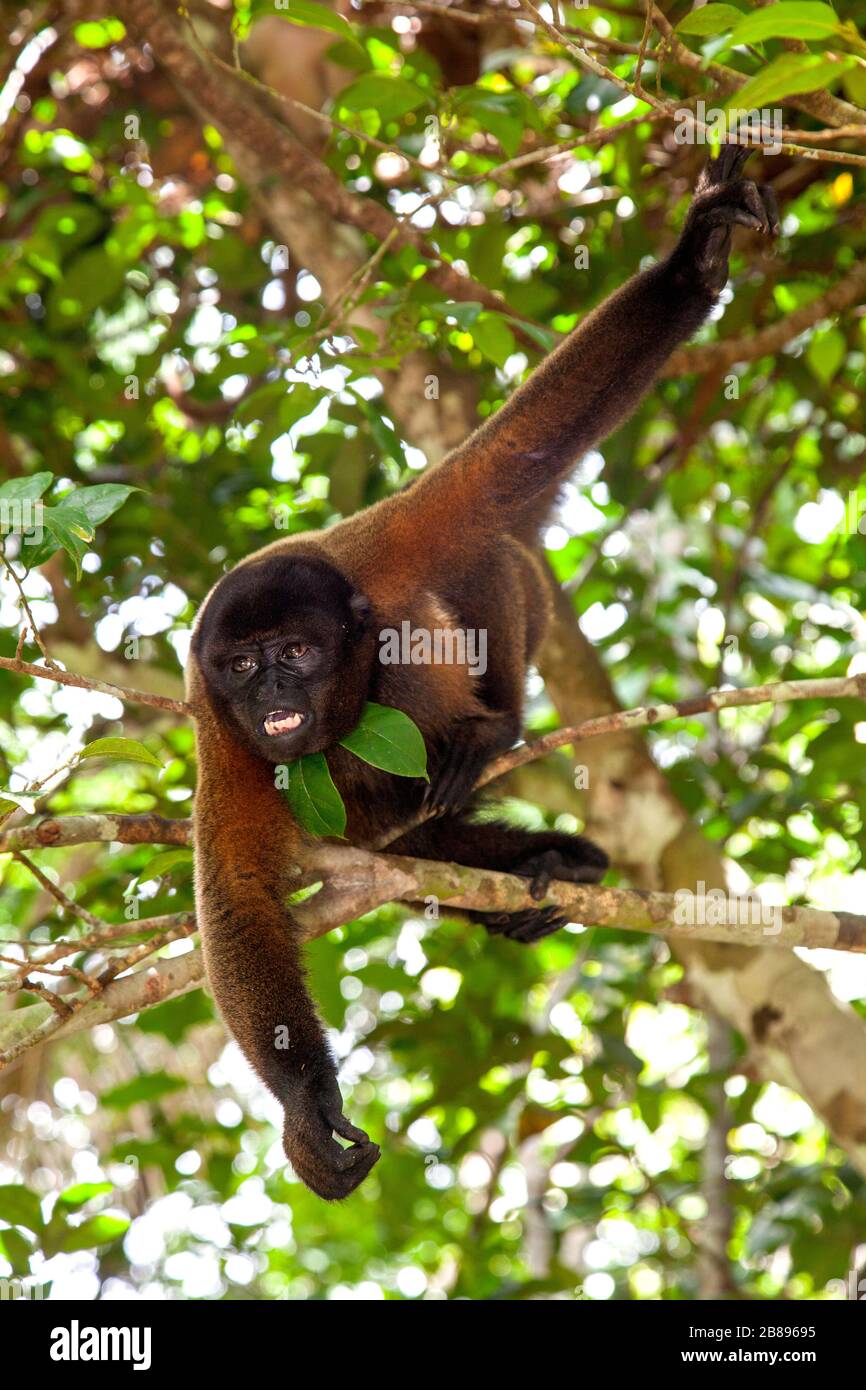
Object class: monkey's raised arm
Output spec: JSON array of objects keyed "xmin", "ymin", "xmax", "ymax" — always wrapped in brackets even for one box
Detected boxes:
[
  {"xmin": 409, "ymin": 147, "xmax": 777, "ymax": 534},
  {"xmin": 190, "ymin": 690, "xmax": 379, "ymax": 1200}
]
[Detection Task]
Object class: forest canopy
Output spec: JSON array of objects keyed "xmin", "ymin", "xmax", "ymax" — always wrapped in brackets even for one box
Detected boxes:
[{"xmin": 1, "ymin": 0, "xmax": 866, "ymax": 1302}]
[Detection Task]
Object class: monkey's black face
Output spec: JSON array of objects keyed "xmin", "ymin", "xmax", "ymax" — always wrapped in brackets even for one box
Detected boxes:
[{"xmin": 193, "ymin": 554, "xmax": 373, "ymax": 763}]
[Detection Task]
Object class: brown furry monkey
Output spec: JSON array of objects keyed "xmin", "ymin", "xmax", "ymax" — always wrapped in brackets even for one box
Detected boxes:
[{"xmin": 187, "ymin": 148, "xmax": 778, "ymax": 1198}]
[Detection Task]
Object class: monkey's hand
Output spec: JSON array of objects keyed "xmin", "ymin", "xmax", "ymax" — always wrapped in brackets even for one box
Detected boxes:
[
  {"xmin": 424, "ymin": 713, "xmax": 518, "ymax": 817},
  {"xmin": 282, "ymin": 1059, "xmax": 380, "ymax": 1200},
  {"xmin": 672, "ymin": 143, "xmax": 780, "ymax": 294},
  {"xmin": 512, "ymin": 832, "xmax": 609, "ymax": 901}
]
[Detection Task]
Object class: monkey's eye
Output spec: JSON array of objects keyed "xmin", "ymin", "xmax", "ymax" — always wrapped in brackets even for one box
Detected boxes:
[
  {"xmin": 230, "ymin": 654, "xmax": 258, "ymax": 673},
  {"xmin": 281, "ymin": 643, "xmax": 309, "ymax": 661}
]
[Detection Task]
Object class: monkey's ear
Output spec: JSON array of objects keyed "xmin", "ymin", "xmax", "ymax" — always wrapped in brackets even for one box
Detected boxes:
[{"xmin": 349, "ymin": 590, "xmax": 372, "ymax": 636}]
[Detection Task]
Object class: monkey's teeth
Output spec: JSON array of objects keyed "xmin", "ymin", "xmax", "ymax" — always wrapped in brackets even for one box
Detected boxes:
[{"xmin": 263, "ymin": 711, "xmax": 304, "ymax": 736}]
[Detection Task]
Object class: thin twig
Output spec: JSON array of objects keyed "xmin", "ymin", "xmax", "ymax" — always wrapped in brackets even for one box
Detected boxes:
[
  {"xmin": 0, "ymin": 544, "xmax": 58, "ymax": 667},
  {"xmin": 0, "ymin": 655, "xmax": 190, "ymax": 715},
  {"xmin": 13, "ymin": 850, "xmax": 107, "ymax": 930}
]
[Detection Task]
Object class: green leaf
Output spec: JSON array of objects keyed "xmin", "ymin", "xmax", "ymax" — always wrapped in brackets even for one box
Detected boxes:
[
  {"xmin": 339, "ymin": 701, "xmax": 429, "ymax": 779},
  {"xmin": 421, "ymin": 299, "xmax": 483, "ymax": 330},
  {"xmin": 0, "ymin": 1184, "xmax": 43, "ymax": 1232},
  {"xmin": 472, "ymin": 313, "xmax": 516, "ymax": 368},
  {"xmin": 38, "ymin": 502, "xmax": 94, "ymax": 576},
  {"xmin": 731, "ymin": 54, "xmax": 853, "ymax": 109},
  {"xmin": 727, "ymin": 2, "xmax": 842, "ymax": 45},
  {"xmin": 284, "ymin": 753, "xmax": 347, "ymax": 837},
  {"xmin": 102, "ymin": 1071, "xmax": 187, "ymax": 1109},
  {"xmin": 56, "ymin": 1182, "xmax": 113, "ymax": 1210},
  {"xmin": 276, "ymin": 0, "xmax": 362, "ymax": 49},
  {"xmin": 0, "ymin": 1226, "xmax": 35, "ymax": 1274},
  {"xmin": 278, "ymin": 383, "xmax": 325, "ymax": 431},
  {"xmin": 509, "ymin": 319, "xmax": 558, "ymax": 354},
  {"xmin": 456, "ymin": 92, "xmax": 526, "ymax": 157},
  {"xmin": 0, "ymin": 791, "xmax": 36, "ymax": 815},
  {"xmin": 142, "ymin": 849, "xmax": 193, "ymax": 880},
  {"xmin": 136, "ymin": 990, "xmax": 213, "ymax": 1043},
  {"xmin": 842, "ymin": 65, "xmax": 866, "ymax": 106},
  {"xmin": 675, "ymin": 4, "xmax": 744, "ymax": 36},
  {"xmin": 78, "ymin": 737, "xmax": 163, "ymax": 769},
  {"xmin": 60, "ymin": 483, "xmax": 139, "ymax": 527},
  {"xmin": 806, "ymin": 326, "xmax": 846, "ymax": 384},
  {"xmin": 337, "ymin": 74, "xmax": 430, "ymax": 122},
  {"xmin": 22, "ymin": 486, "xmax": 137, "ymax": 574},
  {"xmin": 47, "ymin": 1213, "xmax": 130, "ymax": 1255},
  {"xmin": 0, "ymin": 471, "xmax": 53, "ymax": 503}
]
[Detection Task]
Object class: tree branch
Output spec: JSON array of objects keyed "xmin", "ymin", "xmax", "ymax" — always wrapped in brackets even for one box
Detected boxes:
[
  {"xmin": 0, "ymin": 655, "xmax": 190, "ymax": 715},
  {"xmin": 2, "ymin": 672, "xmax": 862, "ymax": 853},
  {"xmin": 664, "ymin": 259, "xmax": 866, "ymax": 377},
  {"xmin": 0, "ymin": 813, "xmax": 192, "ymax": 853},
  {"xmin": 114, "ymin": 0, "xmax": 540, "ymax": 340},
  {"xmin": 3, "ymin": 860, "xmax": 865, "ymax": 1064},
  {"xmin": 649, "ymin": 0, "xmax": 866, "ymax": 131},
  {"xmin": 375, "ymin": 673, "xmax": 866, "ymax": 847},
  {"xmin": 115, "ymin": 0, "xmax": 866, "ymax": 389},
  {"xmin": 0, "ymin": 948, "xmax": 203, "ymax": 1064}
]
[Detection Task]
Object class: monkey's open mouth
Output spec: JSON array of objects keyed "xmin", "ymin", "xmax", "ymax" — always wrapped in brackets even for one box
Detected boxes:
[{"xmin": 262, "ymin": 709, "xmax": 307, "ymax": 737}]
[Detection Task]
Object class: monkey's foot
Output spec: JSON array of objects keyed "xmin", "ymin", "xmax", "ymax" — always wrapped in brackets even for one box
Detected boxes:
[
  {"xmin": 282, "ymin": 1067, "xmax": 380, "ymax": 1201},
  {"xmin": 485, "ymin": 905, "xmax": 569, "ymax": 943},
  {"xmin": 514, "ymin": 836, "xmax": 609, "ymax": 901}
]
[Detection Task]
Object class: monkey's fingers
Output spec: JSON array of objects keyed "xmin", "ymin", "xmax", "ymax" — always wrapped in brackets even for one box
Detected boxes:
[
  {"xmin": 697, "ymin": 140, "xmax": 752, "ymax": 193},
  {"xmin": 424, "ymin": 738, "xmax": 492, "ymax": 816},
  {"xmin": 696, "ymin": 179, "xmax": 775, "ymax": 235},
  {"xmin": 486, "ymin": 906, "xmax": 569, "ymax": 944},
  {"xmin": 324, "ymin": 1104, "xmax": 372, "ymax": 1148},
  {"xmin": 759, "ymin": 183, "xmax": 781, "ymax": 237},
  {"xmin": 516, "ymin": 840, "xmax": 609, "ymax": 901},
  {"xmin": 284, "ymin": 1118, "xmax": 380, "ymax": 1200}
]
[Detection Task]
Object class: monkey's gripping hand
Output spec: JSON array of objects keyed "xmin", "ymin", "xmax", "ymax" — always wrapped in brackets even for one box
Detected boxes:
[
  {"xmin": 282, "ymin": 1057, "xmax": 380, "ymax": 1201},
  {"xmin": 193, "ymin": 824, "xmax": 380, "ymax": 1200},
  {"xmin": 671, "ymin": 143, "xmax": 779, "ymax": 295}
]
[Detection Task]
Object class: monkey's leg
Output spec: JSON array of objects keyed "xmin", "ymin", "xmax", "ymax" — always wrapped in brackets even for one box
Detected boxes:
[{"xmin": 391, "ymin": 814, "xmax": 608, "ymax": 943}]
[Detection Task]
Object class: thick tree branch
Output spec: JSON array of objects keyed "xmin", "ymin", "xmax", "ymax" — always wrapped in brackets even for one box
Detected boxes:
[
  {"xmin": 3, "ymin": 861, "xmax": 865, "ymax": 1065},
  {"xmin": 537, "ymin": 582, "xmax": 866, "ymax": 1178},
  {"xmin": 0, "ymin": 948, "xmax": 203, "ymax": 1064}
]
